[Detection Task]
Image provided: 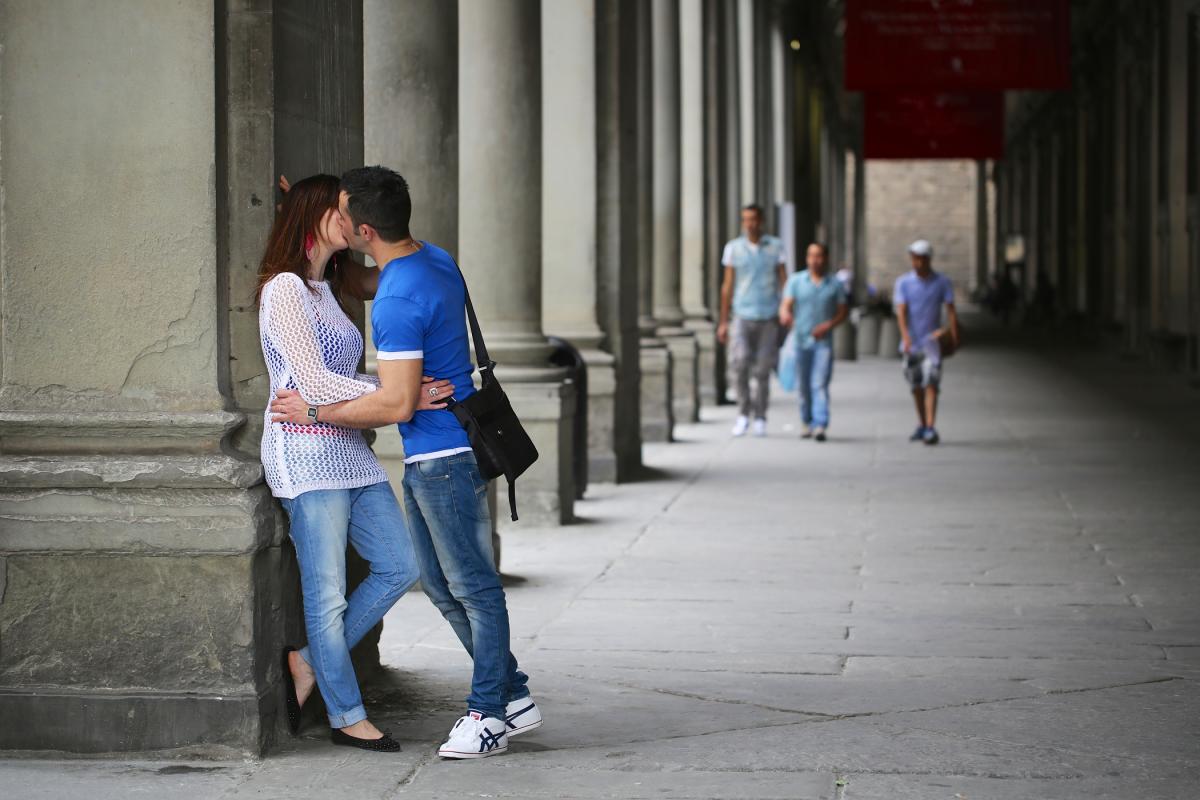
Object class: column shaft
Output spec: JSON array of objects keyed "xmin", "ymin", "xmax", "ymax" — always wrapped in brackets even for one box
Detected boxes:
[
  {"xmin": 542, "ymin": 0, "xmax": 619, "ymax": 484},
  {"xmin": 460, "ymin": 0, "xmax": 575, "ymax": 523}
]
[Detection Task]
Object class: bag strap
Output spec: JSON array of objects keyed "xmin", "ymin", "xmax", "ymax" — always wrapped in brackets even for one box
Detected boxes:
[{"xmin": 450, "ymin": 259, "xmax": 496, "ymax": 383}]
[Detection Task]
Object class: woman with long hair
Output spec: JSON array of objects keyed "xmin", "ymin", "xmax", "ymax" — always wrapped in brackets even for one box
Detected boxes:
[{"xmin": 257, "ymin": 174, "xmax": 449, "ymax": 752}]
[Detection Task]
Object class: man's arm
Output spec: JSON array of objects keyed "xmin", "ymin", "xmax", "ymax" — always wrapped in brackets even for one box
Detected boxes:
[
  {"xmin": 812, "ymin": 302, "xmax": 849, "ymax": 339},
  {"xmin": 895, "ymin": 303, "xmax": 911, "ymax": 353},
  {"xmin": 717, "ymin": 265, "xmax": 735, "ymax": 344},
  {"xmin": 776, "ymin": 264, "xmax": 787, "ymax": 292},
  {"xmin": 779, "ymin": 294, "xmax": 795, "ymax": 329},
  {"xmin": 299, "ymin": 358, "xmax": 424, "ymax": 429}
]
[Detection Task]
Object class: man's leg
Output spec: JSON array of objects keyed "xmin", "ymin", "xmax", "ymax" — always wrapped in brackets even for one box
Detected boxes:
[
  {"xmin": 911, "ymin": 390, "xmax": 926, "ymax": 425},
  {"xmin": 283, "ymin": 490, "xmax": 369, "ymax": 729},
  {"xmin": 811, "ymin": 342, "xmax": 833, "ymax": 429},
  {"xmin": 731, "ymin": 317, "xmax": 753, "ymax": 418},
  {"xmin": 340, "ymin": 481, "xmax": 421, "ymax": 651},
  {"xmin": 751, "ymin": 319, "xmax": 779, "ymax": 420},
  {"xmin": 406, "ymin": 454, "xmax": 527, "ymax": 720},
  {"xmin": 924, "ymin": 385, "xmax": 939, "ymax": 429},
  {"xmin": 797, "ymin": 344, "xmax": 815, "ymax": 427},
  {"xmin": 402, "ymin": 468, "xmax": 475, "ymax": 653}
]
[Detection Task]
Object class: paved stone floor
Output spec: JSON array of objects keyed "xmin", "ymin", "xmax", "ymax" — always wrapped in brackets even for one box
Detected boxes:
[{"xmin": 5, "ymin": 325, "xmax": 1200, "ymax": 799}]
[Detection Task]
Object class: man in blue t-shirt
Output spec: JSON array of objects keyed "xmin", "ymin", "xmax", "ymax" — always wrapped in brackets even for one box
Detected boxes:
[
  {"xmin": 779, "ymin": 243, "xmax": 848, "ymax": 442},
  {"xmin": 271, "ymin": 167, "xmax": 539, "ymax": 759},
  {"xmin": 893, "ymin": 239, "xmax": 960, "ymax": 445}
]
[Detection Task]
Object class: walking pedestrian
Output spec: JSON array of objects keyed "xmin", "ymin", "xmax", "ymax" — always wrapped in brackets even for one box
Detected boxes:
[
  {"xmin": 779, "ymin": 243, "xmax": 848, "ymax": 442},
  {"xmin": 271, "ymin": 167, "xmax": 541, "ymax": 760},
  {"xmin": 717, "ymin": 204, "xmax": 788, "ymax": 437},
  {"xmin": 893, "ymin": 240, "xmax": 960, "ymax": 445}
]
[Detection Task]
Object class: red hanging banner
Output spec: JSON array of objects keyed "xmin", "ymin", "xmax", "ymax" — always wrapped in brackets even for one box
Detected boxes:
[
  {"xmin": 845, "ymin": 0, "xmax": 1071, "ymax": 91},
  {"xmin": 863, "ymin": 92, "xmax": 1005, "ymax": 160}
]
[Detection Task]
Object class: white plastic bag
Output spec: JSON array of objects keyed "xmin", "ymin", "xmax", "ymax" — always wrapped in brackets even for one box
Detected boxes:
[{"xmin": 777, "ymin": 327, "xmax": 798, "ymax": 393}]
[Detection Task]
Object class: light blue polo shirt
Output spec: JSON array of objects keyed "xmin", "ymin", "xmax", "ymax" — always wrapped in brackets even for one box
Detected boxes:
[
  {"xmin": 371, "ymin": 242, "xmax": 475, "ymax": 463},
  {"xmin": 722, "ymin": 235, "xmax": 786, "ymax": 321},
  {"xmin": 784, "ymin": 269, "xmax": 847, "ymax": 346},
  {"xmin": 893, "ymin": 270, "xmax": 955, "ymax": 358}
]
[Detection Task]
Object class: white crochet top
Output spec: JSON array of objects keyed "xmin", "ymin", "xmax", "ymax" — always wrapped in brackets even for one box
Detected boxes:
[{"xmin": 258, "ymin": 272, "xmax": 389, "ymax": 499}]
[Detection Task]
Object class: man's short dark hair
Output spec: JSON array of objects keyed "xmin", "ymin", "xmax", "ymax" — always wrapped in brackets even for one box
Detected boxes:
[
  {"xmin": 339, "ymin": 166, "xmax": 412, "ymax": 242},
  {"xmin": 808, "ymin": 242, "xmax": 829, "ymax": 256},
  {"xmin": 741, "ymin": 204, "xmax": 764, "ymax": 219}
]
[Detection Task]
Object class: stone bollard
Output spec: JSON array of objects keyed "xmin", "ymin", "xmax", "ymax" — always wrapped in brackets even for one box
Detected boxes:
[
  {"xmin": 879, "ymin": 316, "xmax": 901, "ymax": 356},
  {"xmin": 858, "ymin": 313, "xmax": 881, "ymax": 357},
  {"xmin": 834, "ymin": 319, "xmax": 857, "ymax": 361}
]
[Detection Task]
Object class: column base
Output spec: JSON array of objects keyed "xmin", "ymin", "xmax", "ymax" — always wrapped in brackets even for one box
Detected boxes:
[
  {"xmin": 579, "ymin": 348, "xmax": 618, "ymax": 484},
  {"xmin": 659, "ymin": 327, "xmax": 700, "ymax": 425},
  {"xmin": 639, "ymin": 339, "xmax": 674, "ymax": 442},
  {"xmin": 833, "ymin": 320, "xmax": 857, "ymax": 361},
  {"xmin": 0, "ymin": 449, "xmax": 287, "ymax": 756},
  {"xmin": 498, "ymin": 377, "xmax": 577, "ymax": 527},
  {"xmin": 857, "ymin": 314, "xmax": 881, "ymax": 357},
  {"xmin": 685, "ymin": 318, "xmax": 718, "ymax": 409}
]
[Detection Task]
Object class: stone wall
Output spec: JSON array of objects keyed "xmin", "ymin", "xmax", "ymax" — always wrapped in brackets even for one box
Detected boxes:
[{"xmin": 864, "ymin": 159, "xmax": 979, "ymax": 297}]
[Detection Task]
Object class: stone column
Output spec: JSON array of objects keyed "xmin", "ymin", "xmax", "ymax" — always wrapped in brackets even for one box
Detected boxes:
[
  {"xmin": 681, "ymin": 0, "xmax": 718, "ymax": 410},
  {"xmin": 652, "ymin": 0, "xmax": 700, "ymax": 426},
  {"xmin": 542, "ymin": 0, "xmax": 619, "ymax": 485},
  {"xmin": 597, "ymin": 0, "xmax": 645, "ymax": 481},
  {"xmin": 459, "ymin": 0, "xmax": 575, "ymax": 524},
  {"xmin": 737, "ymin": 0, "xmax": 758, "ymax": 206},
  {"xmin": 701, "ymin": 0, "xmax": 730, "ymax": 406},
  {"xmin": 0, "ymin": 0, "xmax": 320, "ymax": 754},
  {"xmin": 634, "ymin": 0, "xmax": 676, "ymax": 442},
  {"xmin": 363, "ymin": 0, "xmax": 458, "ymax": 485}
]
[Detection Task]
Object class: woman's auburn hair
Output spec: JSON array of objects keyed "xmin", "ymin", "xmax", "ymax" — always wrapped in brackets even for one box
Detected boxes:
[{"xmin": 255, "ymin": 173, "xmax": 348, "ymax": 306}]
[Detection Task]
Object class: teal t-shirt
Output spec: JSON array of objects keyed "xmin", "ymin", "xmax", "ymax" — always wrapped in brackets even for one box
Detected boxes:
[
  {"xmin": 722, "ymin": 235, "xmax": 785, "ymax": 320},
  {"xmin": 784, "ymin": 269, "xmax": 847, "ymax": 346}
]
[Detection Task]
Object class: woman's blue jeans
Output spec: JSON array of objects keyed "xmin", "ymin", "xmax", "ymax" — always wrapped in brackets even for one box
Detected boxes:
[
  {"xmin": 401, "ymin": 452, "xmax": 529, "ymax": 721},
  {"xmin": 280, "ymin": 481, "xmax": 419, "ymax": 728}
]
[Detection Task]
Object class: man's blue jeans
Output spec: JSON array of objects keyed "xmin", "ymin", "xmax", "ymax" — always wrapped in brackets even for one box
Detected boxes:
[
  {"xmin": 798, "ymin": 340, "xmax": 834, "ymax": 428},
  {"xmin": 280, "ymin": 481, "xmax": 419, "ymax": 728},
  {"xmin": 402, "ymin": 451, "xmax": 529, "ymax": 721}
]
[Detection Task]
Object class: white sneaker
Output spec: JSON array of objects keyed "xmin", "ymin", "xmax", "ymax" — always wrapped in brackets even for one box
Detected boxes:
[
  {"xmin": 437, "ymin": 711, "xmax": 509, "ymax": 759},
  {"xmin": 504, "ymin": 696, "xmax": 543, "ymax": 737},
  {"xmin": 731, "ymin": 415, "xmax": 750, "ymax": 437},
  {"xmin": 752, "ymin": 419, "xmax": 767, "ymax": 437}
]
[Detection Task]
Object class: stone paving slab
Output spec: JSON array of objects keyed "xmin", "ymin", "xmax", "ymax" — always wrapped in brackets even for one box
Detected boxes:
[{"xmin": 3, "ymin": 330, "xmax": 1199, "ymax": 798}]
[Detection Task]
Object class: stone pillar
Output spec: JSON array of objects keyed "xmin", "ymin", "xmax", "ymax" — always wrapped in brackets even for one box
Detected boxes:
[
  {"xmin": 542, "ymin": 0, "xmax": 619, "ymax": 485},
  {"xmin": 459, "ymin": 0, "xmax": 575, "ymax": 524},
  {"xmin": 634, "ymin": 0, "xmax": 675, "ymax": 443},
  {"xmin": 737, "ymin": 0, "xmax": 757, "ymax": 206},
  {"xmin": 0, "ymin": 1, "xmax": 303, "ymax": 754},
  {"xmin": 976, "ymin": 159, "xmax": 990, "ymax": 292},
  {"xmin": 597, "ymin": 0, "xmax": 645, "ymax": 481},
  {"xmin": 652, "ymin": 0, "xmax": 700, "ymax": 427},
  {"xmin": 681, "ymin": 0, "xmax": 718, "ymax": 411},
  {"xmin": 363, "ymin": 0, "xmax": 460, "ymax": 513},
  {"xmin": 701, "ymin": 0, "xmax": 730, "ymax": 406}
]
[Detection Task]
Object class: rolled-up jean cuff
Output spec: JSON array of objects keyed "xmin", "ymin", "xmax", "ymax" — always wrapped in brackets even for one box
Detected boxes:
[{"xmin": 327, "ymin": 704, "xmax": 368, "ymax": 729}]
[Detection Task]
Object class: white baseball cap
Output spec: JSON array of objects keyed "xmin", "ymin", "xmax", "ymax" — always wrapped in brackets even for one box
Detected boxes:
[{"xmin": 908, "ymin": 239, "xmax": 932, "ymax": 257}]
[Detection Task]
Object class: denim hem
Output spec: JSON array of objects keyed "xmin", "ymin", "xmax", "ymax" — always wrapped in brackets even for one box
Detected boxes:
[{"xmin": 327, "ymin": 704, "xmax": 368, "ymax": 729}]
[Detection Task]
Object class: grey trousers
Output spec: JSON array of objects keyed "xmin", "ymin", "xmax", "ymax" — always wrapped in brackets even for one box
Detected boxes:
[{"xmin": 730, "ymin": 317, "xmax": 780, "ymax": 419}]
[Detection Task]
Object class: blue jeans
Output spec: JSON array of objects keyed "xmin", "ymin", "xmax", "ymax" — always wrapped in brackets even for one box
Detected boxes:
[
  {"xmin": 402, "ymin": 451, "xmax": 529, "ymax": 721},
  {"xmin": 280, "ymin": 481, "xmax": 419, "ymax": 728},
  {"xmin": 798, "ymin": 341, "xmax": 834, "ymax": 428}
]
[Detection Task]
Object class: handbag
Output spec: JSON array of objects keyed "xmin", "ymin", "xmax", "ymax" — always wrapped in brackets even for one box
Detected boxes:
[{"xmin": 446, "ymin": 262, "xmax": 540, "ymax": 521}]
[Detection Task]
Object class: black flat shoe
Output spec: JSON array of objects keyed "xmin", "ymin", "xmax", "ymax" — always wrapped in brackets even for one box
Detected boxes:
[
  {"xmin": 331, "ymin": 727, "xmax": 401, "ymax": 753},
  {"xmin": 281, "ymin": 646, "xmax": 302, "ymax": 736}
]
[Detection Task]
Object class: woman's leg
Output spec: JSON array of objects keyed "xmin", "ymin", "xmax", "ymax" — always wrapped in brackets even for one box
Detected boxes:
[
  {"xmin": 285, "ymin": 489, "xmax": 368, "ymax": 729},
  {"xmin": 340, "ymin": 481, "xmax": 421, "ymax": 650}
]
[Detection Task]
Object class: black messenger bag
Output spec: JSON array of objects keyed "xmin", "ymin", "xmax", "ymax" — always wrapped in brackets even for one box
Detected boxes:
[{"xmin": 445, "ymin": 262, "xmax": 539, "ymax": 521}]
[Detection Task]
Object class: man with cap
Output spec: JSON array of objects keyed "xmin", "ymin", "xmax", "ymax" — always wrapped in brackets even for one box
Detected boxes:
[{"xmin": 893, "ymin": 239, "xmax": 959, "ymax": 445}]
